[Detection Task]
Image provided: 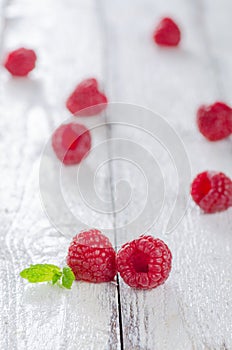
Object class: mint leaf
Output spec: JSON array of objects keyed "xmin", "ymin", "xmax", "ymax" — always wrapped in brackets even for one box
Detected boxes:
[
  {"xmin": 20, "ymin": 264, "xmax": 75, "ymax": 290},
  {"xmin": 20, "ymin": 264, "xmax": 61, "ymax": 283},
  {"xmin": 52, "ymin": 271, "xmax": 62, "ymax": 285},
  {"xmin": 61, "ymin": 267, "xmax": 75, "ymax": 289}
]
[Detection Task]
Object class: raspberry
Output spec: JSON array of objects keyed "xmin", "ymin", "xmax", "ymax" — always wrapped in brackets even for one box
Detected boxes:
[
  {"xmin": 67, "ymin": 229, "xmax": 116, "ymax": 283},
  {"xmin": 52, "ymin": 122, "xmax": 91, "ymax": 165},
  {"xmin": 66, "ymin": 78, "xmax": 108, "ymax": 116},
  {"xmin": 197, "ymin": 102, "xmax": 232, "ymax": 141},
  {"xmin": 4, "ymin": 48, "xmax": 37, "ymax": 77},
  {"xmin": 116, "ymin": 236, "xmax": 172, "ymax": 290},
  {"xmin": 153, "ymin": 17, "xmax": 181, "ymax": 47},
  {"xmin": 191, "ymin": 171, "xmax": 232, "ymax": 213}
]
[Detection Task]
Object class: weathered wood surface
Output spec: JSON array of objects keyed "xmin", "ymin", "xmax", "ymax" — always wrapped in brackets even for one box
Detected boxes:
[{"xmin": 0, "ymin": 0, "xmax": 232, "ymax": 349}]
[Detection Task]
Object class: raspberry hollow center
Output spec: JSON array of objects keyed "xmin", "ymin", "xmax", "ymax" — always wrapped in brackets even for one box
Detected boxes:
[
  {"xmin": 198, "ymin": 176, "xmax": 211, "ymax": 200},
  {"xmin": 131, "ymin": 251, "xmax": 149, "ymax": 273}
]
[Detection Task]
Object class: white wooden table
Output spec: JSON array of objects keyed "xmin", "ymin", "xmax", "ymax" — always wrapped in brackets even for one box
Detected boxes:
[{"xmin": 0, "ymin": 0, "xmax": 232, "ymax": 349}]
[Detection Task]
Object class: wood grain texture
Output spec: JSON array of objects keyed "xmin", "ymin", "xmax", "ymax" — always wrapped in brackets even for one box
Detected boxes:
[
  {"xmin": 0, "ymin": 0, "xmax": 232, "ymax": 349},
  {"xmin": 0, "ymin": 1, "xmax": 120, "ymax": 349},
  {"xmin": 100, "ymin": 0, "xmax": 232, "ymax": 349}
]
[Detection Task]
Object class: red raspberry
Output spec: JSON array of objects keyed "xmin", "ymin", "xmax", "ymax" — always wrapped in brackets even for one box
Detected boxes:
[
  {"xmin": 191, "ymin": 171, "xmax": 232, "ymax": 213},
  {"xmin": 197, "ymin": 102, "xmax": 232, "ymax": 141},
  {"xmin": 66, "ymin": 78, "xmax": 108, "ymax": 116},
  {"xmin": 67, "ymin": 229, "xmax": 116, "ymax": 283},
  {"xmin": 52, "ymin": 122, "xmax": 91, "ymax": 165},
  {"xmin": 153, "ymin": 17, "xmax": 181, "ymax": 47},
  {"xmin": 116, "ymin": 236, "xmax": 172, "ymax": 290},
  {"xmin": 4, "ymin": 48, "xmax": 37, "ymax": 77}
]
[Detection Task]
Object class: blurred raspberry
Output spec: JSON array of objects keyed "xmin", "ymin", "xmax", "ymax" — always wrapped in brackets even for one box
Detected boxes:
[
  {"xmin": 52, "ymin": 122, "xmax": 91, "ymax": 165},
  {"xmin": 4, "ymin": 48, "xmax": 37, "ymax": 76},
  {"xmin": 153, "ymin": 17, "xmax": 181, "ymax": 47},
  {"xmin": 197, "ymin": 102, "xmax": 232, "ymax": 141},
  {"xmin": 66, "ymin": 78, "xmax": 108, "ymax": 116},
  {"xmin": 191, "ymin": 171, "xmax": 232, "ymax": 213}
]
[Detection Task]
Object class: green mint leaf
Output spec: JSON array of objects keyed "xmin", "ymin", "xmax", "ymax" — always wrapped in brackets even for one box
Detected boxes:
[
  {"xmin": 61, "ymin": 267, "xmax": 75, "ymax": 289},
  {"xmin": 20, "ymin": 264, "xmax": 61, "ymax": 283},
  {"xmin": 52, "ymin": 271, "xmax": 62, "ymax": 285}
]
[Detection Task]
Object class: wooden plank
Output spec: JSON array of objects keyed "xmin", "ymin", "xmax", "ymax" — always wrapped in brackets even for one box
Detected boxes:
[
  {"xmin": 101, "ymin": 0, "xmax": 232, "ymax": 349},
  {"xmin": 0, "ymin": 1, "xmax": 120, "ymax": 349},
  {"xmin": 1, "ymin": 0, "xmax": 232, "ymax": 349}
]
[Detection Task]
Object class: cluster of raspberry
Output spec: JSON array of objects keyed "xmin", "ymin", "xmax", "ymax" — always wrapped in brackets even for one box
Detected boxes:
[{"xmin": 6, "ymin": 17, "xmax": 231, "ymax": 290}]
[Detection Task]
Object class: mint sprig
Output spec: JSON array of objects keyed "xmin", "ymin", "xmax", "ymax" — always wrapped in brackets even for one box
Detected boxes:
[
  {"xmin": 20, "ymin": 264, "xmax": 75, "ymax": 289},
  {"xmin": 62, "ymin": 267, "xmax": 75, "ymax": 289}
]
